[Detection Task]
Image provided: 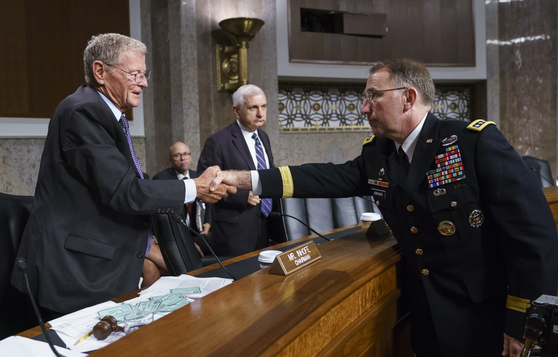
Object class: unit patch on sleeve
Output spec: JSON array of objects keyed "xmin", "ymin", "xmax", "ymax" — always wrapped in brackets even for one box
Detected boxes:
[{"xmin": 426, "ymin": 145, "xmax": 466, "ymax": 188}]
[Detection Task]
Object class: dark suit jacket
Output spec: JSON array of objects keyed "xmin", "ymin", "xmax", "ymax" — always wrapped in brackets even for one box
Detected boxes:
[
  {"xmin": 152, "ymin": 168, "xmax": 211, "ymax": 231},
  {"xmin": 11, "ymin": 85, "xmax": 185, "ymax": 314},
  {"xmin": 259, "ymin": 113, "xmax": 558, "ymax": 356},
  {"xmin": 198, "ymin": 122, "xmax": 279, "ymax": 256}
]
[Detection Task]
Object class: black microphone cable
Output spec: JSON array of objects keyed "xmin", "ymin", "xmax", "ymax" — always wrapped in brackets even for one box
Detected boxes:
[
  {"xmin": 268, "ymin": 212, "xmax": 331, "ymax": 241},
  {"xmin": 16, "ymin": 257, "xmax": 64, "ymax": 357},
  {"xmin": 527, "ymin": 165, "xmax": 555, "ymax": 187},
  {"xmin": 171, "ymin": 214, "xmax": 237, "ymax": 281}
]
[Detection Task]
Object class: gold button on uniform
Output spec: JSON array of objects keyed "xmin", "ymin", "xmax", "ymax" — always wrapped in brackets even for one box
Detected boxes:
[
  {"xmin": 450, "ymin": 201, "xmax": 457, "ymax": 208},
  {"xmin": 415, "ymin": 249, "xmax": 423, "ymax": 255},
  {"xmin": 422, "ymin": 269, "xmax": 429, "ymax": 276},
  {"xmin": 376, "ymin": 201, "xmax": 380, "ymax": 206},
  {"xmin": 411, "ymin": 227, "xmax": 418, "ymax": 234},
  {"xmin": 407, "ymin": 204, "xmax": 414, "ymax": 212}
]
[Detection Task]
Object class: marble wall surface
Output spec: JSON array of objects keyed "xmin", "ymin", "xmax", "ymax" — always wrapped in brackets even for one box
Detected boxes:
[
  {"xmin": 0, "ymin": 137, "xmax": 146, "ymax": 196},
  {"xmin": 0, "ymin": 138, "xmax": 45, "ymax": 196},
  {"xmin": 276, "ymin": 132, "xmax": 369, "ymax": 166},
  {"xmin": 487, "ymin": 0, "xmax": 558, "ymax": 176}
]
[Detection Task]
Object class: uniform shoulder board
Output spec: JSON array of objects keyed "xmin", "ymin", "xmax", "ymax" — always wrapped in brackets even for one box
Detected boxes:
[
  {"xmin": 467, "ymin": 119, "xmax": 496, "ymax": 131},
  {"xmin": 363, "ymin": 135, "xmax": 375, "ymax": 145}
]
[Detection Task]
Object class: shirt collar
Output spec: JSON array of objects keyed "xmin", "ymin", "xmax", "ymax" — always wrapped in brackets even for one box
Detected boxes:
[
  {"xmin": 176, "ymin": 170, "xmax": 189, "ymax": 180},
  {"xmin": 96, "ymin": 90, "xmax": 123, "ymax": 121},
  {"xmin": 236, "ymin": 120, "xmax": 260, "ymax": 141},
  {"xmin": 394, "ymin": 112, "xmax": 428, "ymax": 163}
]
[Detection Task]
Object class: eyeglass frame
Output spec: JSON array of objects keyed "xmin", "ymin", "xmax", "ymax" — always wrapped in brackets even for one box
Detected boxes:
[
  {"xmin": 172, "ymin": 152, "xmax": 191, "ymax": 159},
  {"xmin": 104, "ymin": 63, "xmax": 151, "ymax": 83},
  {"xmin": 362, "ymin": 87, "xmax": 408, "ymax": 103}
]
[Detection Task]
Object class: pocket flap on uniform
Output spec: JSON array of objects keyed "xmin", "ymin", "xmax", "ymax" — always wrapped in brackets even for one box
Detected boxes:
[
  {"xmin": 426, "ymin": 181, "xmax": 477, "ymax": 213},
  {"xmin": 65, "ymin": 234, "xmax": 115, "ymax": 260}
]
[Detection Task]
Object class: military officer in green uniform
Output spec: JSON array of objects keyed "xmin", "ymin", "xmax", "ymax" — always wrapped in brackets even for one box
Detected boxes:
[{"xmin": 211, "ymin": 59, "xmax": 558, "ymax": 357}]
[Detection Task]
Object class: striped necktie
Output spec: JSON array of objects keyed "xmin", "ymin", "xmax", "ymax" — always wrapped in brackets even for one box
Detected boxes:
[
  {"xmin": 120, "ymin": 114, "xmax": 153, "ymax": 256},
  {"xmin": 252, "ymin": 133, "xmax": 272, "ymax": 217}
]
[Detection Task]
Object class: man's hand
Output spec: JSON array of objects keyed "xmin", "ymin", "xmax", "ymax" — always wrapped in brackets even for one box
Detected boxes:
[
  {"xmin": 502, "ymin": 333, "xmax": 524, "ymax": 357},
  {"xmin": 247, "ymin": 191, "xmax": 261, "ymax": 206},
  {"xmin": 210, "ymin": 170, "xmax": 252, "ymax": 192},
  {"xmin": 194, "ymin": 243, "xmax": 204, "ymax": 257},
  {"xmin": 200, "ymin": 223, "xmax": 210, "ymax": 235},
  {"xmin": 194, "ymin": 166, "xmax": 236, "ymax": 203}
]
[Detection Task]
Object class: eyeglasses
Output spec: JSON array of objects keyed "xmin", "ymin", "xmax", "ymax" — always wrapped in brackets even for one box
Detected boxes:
[
  {"xmin": 362, "ymin": 87, "xmax": 408, "ymax": 102},
  {"xmin": 105, "ymin": 63, "xmax": 151, "ymax": 83},
  {"xmin": 172, "ymin": 152, "xmax": 191, "ymax": 159}
]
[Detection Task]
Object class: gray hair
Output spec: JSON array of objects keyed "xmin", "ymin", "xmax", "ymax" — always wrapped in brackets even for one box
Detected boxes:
[
  {"xmin": 232, "ymin": 84, "xmax": 265, "ymax": 108},
  {"xmin": 369, "ymin": 59, "xmax": 436, "ymax": 106},
  {"xmin": 84, "ymin": 33, "xmax": 147, "ymax": 85}
]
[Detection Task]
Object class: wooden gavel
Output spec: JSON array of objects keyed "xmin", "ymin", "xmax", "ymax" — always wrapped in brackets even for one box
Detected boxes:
[{"xmin": 93, "ymin": 315, "xmax": 123, "ymax": 340}]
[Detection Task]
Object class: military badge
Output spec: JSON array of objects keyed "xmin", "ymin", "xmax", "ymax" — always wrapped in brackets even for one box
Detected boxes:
[
  {"xmin": 468, "ymin": 210, "xmax": 484, "ymax": 227},
  {"xmin": 433, "ymin": 188, "xmax": 446, "ymax": 196},
  {"xmin": 437, "ymin": 221, "xmax": 456, "ymax": 236},
  {"xmin": 379, "ymin": 168, "xmax": 385, "ymax": 176},
  {"xmin": 442, "ymin": 135, "xmax": 458, "ymax": 146}
]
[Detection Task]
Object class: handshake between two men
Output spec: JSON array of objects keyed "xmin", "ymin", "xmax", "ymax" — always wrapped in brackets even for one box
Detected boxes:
[
  {"xmin": 193, "ymin": 166, "xmax": 252, "ymax": 203},
  {"xmin": 193, "ymin": 167, "xmax": 253, "ymax": 203}
]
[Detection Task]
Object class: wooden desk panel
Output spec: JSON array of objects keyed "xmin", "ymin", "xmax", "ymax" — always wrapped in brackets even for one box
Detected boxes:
[
  {"xmin": 92, "ymin": 229, "xmax": 403, "ymax": 357},
  {"xmin": 543, "ymin": 186, "xmax": 558, "ymax": 233}
]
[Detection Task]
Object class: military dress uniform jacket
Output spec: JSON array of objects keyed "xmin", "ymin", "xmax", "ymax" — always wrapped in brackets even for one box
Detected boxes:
[
  {"xmin": 258, "ymin": 113, "xmax": 558, "ymax": 356},
  {"xmin": 11, "ymin": 85, "xmax": 185, "ymax": 314}
]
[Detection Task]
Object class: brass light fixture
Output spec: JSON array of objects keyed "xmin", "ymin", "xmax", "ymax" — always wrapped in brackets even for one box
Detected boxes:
[{"xmin": 216, "ymin": 17, "xmax": 265, "ymax": 92}]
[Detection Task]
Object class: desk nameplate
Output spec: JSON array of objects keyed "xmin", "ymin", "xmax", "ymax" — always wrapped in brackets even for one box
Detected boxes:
[{"xmin": 268, "ymin": 240, "xmax": 321, "ymax": 276}]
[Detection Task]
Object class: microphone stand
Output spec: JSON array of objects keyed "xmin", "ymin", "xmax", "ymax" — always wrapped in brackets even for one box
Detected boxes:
[
  {"xmin": 16, "ymin": 258, "xmax": 64, "ymax": 357},
  {"xmin": 170, "ymin": 214, "xmax": 237, "ymax": 281},
  {"xmin": 268, "ymin": 212, "xmax": 331, "ymax": 241}
]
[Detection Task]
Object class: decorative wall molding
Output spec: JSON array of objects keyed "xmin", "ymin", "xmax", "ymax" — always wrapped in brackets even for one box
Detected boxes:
[{"xmin": 278, "ymin": 83, "xmax": 473, "ymax": 132}]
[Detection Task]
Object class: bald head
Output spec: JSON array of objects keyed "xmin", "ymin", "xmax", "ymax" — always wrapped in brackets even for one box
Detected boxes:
[{"xmin": 169, "ymin": 142, "xmax": 191, "ymax": 174}]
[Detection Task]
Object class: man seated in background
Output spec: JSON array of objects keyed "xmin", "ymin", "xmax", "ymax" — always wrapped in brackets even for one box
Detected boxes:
[{"xmin": 153, "ymin": 141, "xmax": 212, "ymax": 255}]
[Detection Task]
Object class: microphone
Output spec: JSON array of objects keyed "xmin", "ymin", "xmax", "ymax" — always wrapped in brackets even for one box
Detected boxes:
[
  {"xmin": 268, "ymin": 212, "xmax": 331, "ymax": 241},
  {"xmin": 170, "ymin": 214, "xmax": 237, "ymax": 281},
  {"xmin": 17, "ymin": 257, "xmax": 65, "ymax": 357}
]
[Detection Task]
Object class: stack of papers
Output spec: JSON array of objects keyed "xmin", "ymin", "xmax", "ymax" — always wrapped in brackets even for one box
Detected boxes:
[{"xmin": 0, "ymin": 275, "xmax": 233, "ymax": 356}]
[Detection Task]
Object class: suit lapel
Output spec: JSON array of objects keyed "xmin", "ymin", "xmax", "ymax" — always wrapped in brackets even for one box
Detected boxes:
[
  {"xmin": 230, "ymin": 123, "xmax": 257, "ymax": 170},
  {"xmin": 405, "ymin": 113, "xmax": 441, "ymax": 196}
]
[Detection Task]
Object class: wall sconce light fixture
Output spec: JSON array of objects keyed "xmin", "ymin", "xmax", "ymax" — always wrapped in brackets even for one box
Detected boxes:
[{"xmin": 216, "ymin": 17, "xmax": 265, "ymax": 92}]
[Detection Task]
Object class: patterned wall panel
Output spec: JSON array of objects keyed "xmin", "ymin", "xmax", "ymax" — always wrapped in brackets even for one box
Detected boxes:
[{"xmin": 278, "ymin": 83, "xmax": 472, "ymax": 131}]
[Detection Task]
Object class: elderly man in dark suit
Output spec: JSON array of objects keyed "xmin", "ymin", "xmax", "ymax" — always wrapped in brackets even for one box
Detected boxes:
[
  {"xmin": 10, "ymin": 33, "xmax": 231, "ymax": 317},
  {"xmin": 198, "ymin": 84, "xmax": 280, "ymax": 256},
  {"xmin": 211, "ymin": 59, "xmax": 558, "ymax": 357}
]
